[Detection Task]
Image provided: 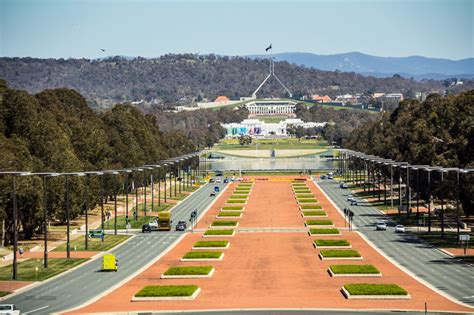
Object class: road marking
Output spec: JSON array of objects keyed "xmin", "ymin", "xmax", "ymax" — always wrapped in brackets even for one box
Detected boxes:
[{"xmin": 23, "ymin": 305, "xmax": 49, "ymax": 314}]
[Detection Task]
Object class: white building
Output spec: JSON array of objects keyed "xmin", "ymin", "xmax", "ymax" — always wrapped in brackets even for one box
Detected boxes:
[
  {"xmin": 246, "ymin": 100, "xmax": 297, "ymax": 116},
  {"xmin": 222, "ymin": 118, "xmax": 327, "ymax": 138}
]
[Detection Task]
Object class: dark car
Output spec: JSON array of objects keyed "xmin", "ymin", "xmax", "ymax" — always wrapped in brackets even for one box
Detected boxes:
[
  {"xmin": 223, "ymin": 178, "xmax": 229, "ymax": 183},
  {"xmin": 320, "ymin": 175, "xmax": 327, "ymax": 179},
  {"xmin": 175, "ymin": 221, "xmax": 186, "ymax": 231},
  {"xmin": 210, "ymin": 191, "xmax": 216, "ymax": 197},
  {"xmin": 209, "ymin": 178, "xmax": 215, "ymax": 183},
  {"xmin": 142, "ymin": 223, "xmax": 151, "ymax": 233},
  {"xmin": 350, "ymin": 199, "xmax": 358, "ymax": 206}
]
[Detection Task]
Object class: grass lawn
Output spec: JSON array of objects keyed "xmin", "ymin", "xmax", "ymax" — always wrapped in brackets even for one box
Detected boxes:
[
  {"xmin": 226, "ymin": 200, "xmax": 246, "ymax": 204},
  {"xmin": 330, "ymin": 265, "xmax": 379, "ymax": 274},
  {"xmin": 320, "ymin": 249, "xmax": 361, "ymax": 257},
  {"xmin": 301, "ymin": 205, "xmax": 323, "ymax": 210},
  {"xmin": 217, "ymin": 212, "xmax": 241, "ymax": 217},
  {"xmin": 222, "ymin": 206, "xmax": 244, "ymax": 210},
  {"xmin": 310, "ymin": 228, "xmax": 340, "ymax": 235},
  {"xmin": 0, "ymin": 291, "xmax": 11, "ymax": 297},
  {"xmin": 54, "ymin": 234, "xmax": 131, "ymax": 252},
  {"xmin": 343, "ymin": 283, "xmax": 408, "ymax": 295},
  {"xmin": 295, "ymin": 194, "xmax": 314, "ymax": 198},
  {"xmin": 298, "ymin": 199, "xmax": 318, "ymax": 203},
  {"xmin": 135, "ymin": 285, "xmax": 199, "ymax": 297},
  {"xmin": 0, "ymin": 258, "xmax": 88, "ymax": 281},
  {"xmin": 183, "ymin": 251, "xmax": 222, "ymax": 259},
  {"xmin": 417, "ymin": 231, "xmax": 474, "ymax": 249},
  {"xmin": 235, "ymin": 188, "xmax": 251, "ymax": 191},
  {"xmin": 306, "ymin": 219, "xmax": 333, "ymax": 225},
  {"xmin": 214, "ymin": 138, "xmax": 328, "ymax": 151},
  {"xmin": 229, "ymin": 195, "xmax": 248, "ymax": 199},
  {"xmin": 131, "ymin": 203, "xmax": 173, "ymax": 214},
  {"xmin": 113, "ymin": 215, "xmax": 157, "ymax": 229},
  {"xmin": 193, "ymin": 241, "xmax": 229, "ymax": 248},
  {"xmin": 204, "ymin": 229, "xmax": 234, "ymax": 236},
  {"xmin": 303, "ymin": 211, "xmax": 326, "ymax": 216},
  {"xmin": 211, "ymin": 221, "xmax": 238, "ymax": 226},
  {"xmin": 315, "ymin": 239, "xmax": 350, "ymax": 247},
  {"xmin": 164, "ymin": 266, "xmax": 212, "ymax": 276}
]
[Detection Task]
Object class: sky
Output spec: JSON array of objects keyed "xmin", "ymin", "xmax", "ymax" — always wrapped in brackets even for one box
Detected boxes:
[{"xmin": 1, "ymin": 0, "xmax": 473, "ymax": 60}]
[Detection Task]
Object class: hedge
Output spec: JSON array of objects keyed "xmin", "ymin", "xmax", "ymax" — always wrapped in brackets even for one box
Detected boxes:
[
  {"xmin": 204, "ymin": 229, "xmax": 234, "ymax": 235},
  {"xmin": 330, "ymin": 265, "xmax": 379, "ymax": 274},
  {"xmin": 164, "ymin": 266, "xmax": 213, "ymax": 275},
  {"xmin": 295, "ymin": 194, "xmax": 314, "ymax": 198},
  {"xmin": 226, "ymin": 200, "xmax": 246, "ymax": 204},
  {"xmin": 211, "ymin": 220, "xmax": 238, "ymax": 226},
  {"xmin": 303, "ymin": 211, "xmax": 326, "ymax": 216},
  {"xmin": 306, "ymin": 219, "xmax": 333, "ymax": 225},
  {"xmin": 217, "ymin": 212, "xmax": 241, "ymax": 217},
  {"xmin": 183, "ymin": 251, "xmax": 222, "ymax": 259},
  {"xmin": 343, "ymin": 283, "xmax": 408, "ymax": 295},
  {"xmin": 135, "ymin": 285, "xmax": 198, "ymax": 297},
  {"xmin": 298, "ymin": 198, "xmax": 318, "ymax": 203},
  {"xmin": 194, "ymin": 240, "xmax": 229, "ymax": 248},
  {"xmin": 222, "ymin": 206, "xmax": 243, "ymax": 210},
  {"xmin": 229, "ymin": 195, "xmax": 248, "ymax": 199},
  {"xmin": 310, "ymin": 228, "xmax": 340, "ymax": 235},
  {"xmin": 315, "ymin": 239, "xmax": 350, "ymax": 247},
  {"xmin": 300, "ymin": 205, "xmax": 323, "ymax": 210},
  {"xmin": 320, "ymin": 249, "xmax": 361, "ymax": 257}
]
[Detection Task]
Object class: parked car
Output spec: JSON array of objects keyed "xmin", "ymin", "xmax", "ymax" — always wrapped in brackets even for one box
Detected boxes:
[
  {"xmin": 0, "ymin": 304, "xmax": 20, "ymax": 315},
  {"xmin": 395, "ymin": 225, "xmax": 405, "ymax": 233},
  {"xmin": 175, "ymin": 221, "xmax": 187, "ymax": 231},
  {"xmin": 376, "ymin": 222, "xmax": 387, "ymax": 230}
]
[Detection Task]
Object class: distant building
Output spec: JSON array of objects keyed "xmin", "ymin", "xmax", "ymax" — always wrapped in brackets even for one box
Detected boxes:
[
  {"xmin": 214, "ymin": 95, "xmax": 230, "ymax": 103},
  {"xmin": 246, "ymin": 99, "xmax": 297, "ymax": 116},
  {"xmin": 312, "ymin": 95, "xmax": 332, "ymax": 103},
  {"xmin": 335, "ymin": 94, "xmax": 360, "ymax": 105},
  {"xmin": 384, "ymin": 93, "xmax": 404, "ymax": 101}
]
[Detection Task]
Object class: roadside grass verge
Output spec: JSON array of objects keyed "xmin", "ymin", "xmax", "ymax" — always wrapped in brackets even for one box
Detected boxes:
[
  {"xmin": 0, "ymin": 291, "xmax": 11, "ymax": 297},
  {"xmin": 417, "ymin": 231, "xmax": 474, "ymax": 249},
  {"xmin": 131, "ymin": 203, "xmax": 173, "ymax": 214},
  {"xmin": 330, "ymin": 265, "xmax": 379, "ymax": 274},
  {"xmin": 0, "ymin": 258, "xmax": 88, "ymax": 281},
  {"xmin": 301, "ymin": 205, "xmax": 323, "ymax": 210},
  {"xmin": 315, "ymin": 239, "xmax": 350, "ymax": 247},
  {"xmin": 320, "ymin": 249, "xmax": 361, "ymax": 258},
  {"xmin": 193, "ymin": 241, "xmax": 229, "ymax": 248},
  {"xmin": 343, "ymin": 283, "xmax": 408, "ymax": 295},
  {"xmin": 310, "ymin": 228, "xmax": 340, "ymax": 235},
  {"xmin": 183, "ymin": 252, "xmax": 222, "ymax": 259},
  {"xmin": 164, "ymin": 266, "xmax": 212, "ymax": 276},
  {"xmin": 303, "ymin": 211, "xmax": 326, "ymax": 216},
  {"xmin": 54, "ymin": 234, "xmax": 131, "ymax": 252},
  {"xmin": 204, "ymin": 229, "xmax": 234, "ymax": 236},
  {"xmin": 135, "ymin": 285, "xmax": 199, "ymax": 297},
  {"xmin": 114, "ymin": 215, "xmax": 157, "ymax": 229},
  {"xmin": 306, "ymin": 219, "xmax": 333, "ymax": 225}
]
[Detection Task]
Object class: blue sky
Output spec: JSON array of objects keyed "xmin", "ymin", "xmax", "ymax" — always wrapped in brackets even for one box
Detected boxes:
[{"xmin": 1, "ymin": 0, "xmax": 472, "ymax": 60}]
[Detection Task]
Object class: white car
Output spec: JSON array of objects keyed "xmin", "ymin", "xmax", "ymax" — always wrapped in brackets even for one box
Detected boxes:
[
  {"xmin": 395, "ymin": 225, "xmax": 405, "ymax": 233},
  {"xmin": 376, "ymin": 222, "xmax": 387, "ymax": 230},
  {"xmin": 347, "ymin": 195, "xmax": 354, "ymax": 201},
  {"xmin": 0, "ymin": 304, "xmax": 20, "ymax": 315},
  {"xmin": 215, "ymin": 178, "xmax": 222, "ymax": 183}
]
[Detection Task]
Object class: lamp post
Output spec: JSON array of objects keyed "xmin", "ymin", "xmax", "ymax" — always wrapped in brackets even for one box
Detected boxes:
[
  {"xmin": 63, "ymin": 172, "xmax": 86, "ymax": 258},
  {"xmin": 132, "ymin": 168, "xmax": 143, "ymax": 220},
  {"xmin": 83, "ymin": 172, "xmax": 103, "ymax": 250},
  {"xmin": 120, "ymin": 170, "xmax": 132, "ymax": 226},
  {"xmin": 41, "ymin": 173, "xmax": 59, "ymax": 268}
]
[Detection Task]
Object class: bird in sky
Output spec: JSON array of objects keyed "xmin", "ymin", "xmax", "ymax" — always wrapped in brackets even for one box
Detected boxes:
[{"xmin": 100, "ymin": 49, "xmax": 106, "ymax": 52}]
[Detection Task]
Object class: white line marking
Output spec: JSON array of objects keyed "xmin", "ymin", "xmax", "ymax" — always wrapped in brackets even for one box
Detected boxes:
[{"xmin": 23, "ymin": 305, "xmax": 49, "ymax": 314}]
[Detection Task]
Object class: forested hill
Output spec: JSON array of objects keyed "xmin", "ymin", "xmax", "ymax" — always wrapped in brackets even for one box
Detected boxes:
[{"xmin": 1, "ymin": 54, "xmax": 471, "ymax": 108}]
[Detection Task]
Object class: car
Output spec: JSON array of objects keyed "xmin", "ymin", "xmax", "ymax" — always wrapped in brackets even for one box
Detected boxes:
[
  {"xmin": 209, "ymin": 178, "xmax": 215, "ymax": 183},
  {"xmin": 223, "ymin": 178, "xmax": 229, "ymax": 183},
  {"xmin": 210, "ymin": 192, "xmax": 216, "ymax": 197},
  {"xmin": 350, "ymin": 199, "xmax": 358, "ymax": 206},
  {"xmin": 175, "ymin": 221, "xmax": 187, "ymax": 231},
  {"xmin": 327, "ymin": 175, "xmax": 333, "ymax": 179},
  {"xmin": 395, "ymin": 225, "xmax": 405, "ymax": 233},
  {"xmin": 0, "ymin": 304, "xmax": 20, "ymax": 315},
  {"xmin": 340, "ymin": 182, "xmax": 348, "ymax": 189},
  {"xmin": 320, "ymin": 175, "xmax": 327, "ymax": 179},
  {"xmin": 347, "ymin": 195, "xmax": 354, "ymax": 201},
  {"xmin": 215, "ymin": 178, "xmax": 222, "ymax": 183},
  {"xmin": 376, "ymin": 222, "xmax": 387, "ymax": 230},
  {"xmin": 142, "ymin": 223, "xmax": 151, "ymax": 233}
]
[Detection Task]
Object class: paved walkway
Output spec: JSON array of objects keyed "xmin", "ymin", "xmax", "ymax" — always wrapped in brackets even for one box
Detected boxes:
[{"xmin": 73, "ymin": 177, "xmax": 471, "ymax": 314}]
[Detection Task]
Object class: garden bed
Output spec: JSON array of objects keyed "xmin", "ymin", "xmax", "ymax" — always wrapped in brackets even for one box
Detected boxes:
[
  {"xmin": 192, "ymin": 240, "xmax": 230, "ymax": 249},
  {"xmin": 295, "ymin": 194, "xmax": 314, "ymax": 198},
  {"xmin": 210, "ymin": 220, "xmax": 239, "ymax": 228},
  {"xmin": 298, "ymin": 198, "xmax": 319, "ymax": 203},
  {"xmin": 319, "ymin": 249, "xmax": 362, "ymax": 260},
  {"xmin": 329, "ymin": 265, "xmax": 381, "ymax": 277},
  {"xmin": 181, "ymin": 251, "xmax": 224, "ymax": 261},
  {"xmin": 225, "ymin": 200, "xmax": 247, "ymax": 204},
  {"xmin": 305, "ymin": 219, "xmax": 334, "ymax": 227},
  {"xmin": 222, "ymin": 206, "xmax": 244, "ymax": 211},
  {"xmin": 229, "ymin": 196, "xmax": 248, "ymax": 200},
  {"xmin": 217, "ymin": 212, "xmax": 242, "ymax": 218},
  {"xmin": 161, "ymin": 266, "xmax": 215, "ymax": 279},
  {"xmin": 309, "ymin": 228, "xmax": 340, "ymax": 236},
  {"xmin": 300, "ymin": 205, "xmax": 323, "ymax": 210},
  {"xmin": 314, "ymin": 239, "xmax": 351, "ymax": 248},
  {"xmin": 132, "ymin": 285, "xmax": 200, "ymax": 301},
  {"xmin": 341, "ymin": 284, "xmax": 410, "ymax": 299},
  {"xmin": 301, "ymin": 211, "xmax": 327, "ymax": 217},
  {"xmin": 203, "ymin": 229, "xmax": 235, "ymax": 237}
]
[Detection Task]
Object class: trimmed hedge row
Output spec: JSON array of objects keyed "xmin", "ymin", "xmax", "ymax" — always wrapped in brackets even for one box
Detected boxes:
[
  {"xmin": 315, "ymin": 239, "xmax": 350, "ymax": 247},
  {"xmin": 222, "ymin": 206, "xmax": 243, "ymax": 210},
  {"xmin": 164, "ymin": 266, "xmax": 212, "ymax": 275},
  {"xmin": 310, "ymin": 228, "xmax": 340, "ymax": 234},
  {"xmin": 343, "ymin": 283, "xmax": 408, "ymax": 296},
  {"xmin": 320, "ymin": 249, "xmax": 361, "ymax": 257},
  {"xmin": 306, "ymin": 219, "xmax": 333, "ymax": 225},
  {"xmin": 194, "ymin": 240, "xmax": 229, "ymax": 248},
  {"xmin": 183, "ymin": 251, "xmax": 222, "ymax": 259},
  {"xmin": 300, "ymin": 205, "xmax": 323, "ymax": 210},
  {"xmin": 303, "ymin": 211, "xmax": 326, "ymax": 216},
  {"xmin": 204, "ymin": 229, "xmax": 234, "ymax": 235},
  {"xmin": 135, "ymin": 285, "xmax": 198, "ymax": 297},
  {"xmin": 211, "ymin": 220, "xmax": 238, "ymax": 226},
  {"xmin": 330, "ymin": 265, "xmax": 379, "ymax": 274}
]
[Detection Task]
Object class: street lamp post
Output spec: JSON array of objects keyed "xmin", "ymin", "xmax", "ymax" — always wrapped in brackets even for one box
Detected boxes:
[{"xmin": 63, "ymin": 172, "xmax": 85, "ymax": 258}]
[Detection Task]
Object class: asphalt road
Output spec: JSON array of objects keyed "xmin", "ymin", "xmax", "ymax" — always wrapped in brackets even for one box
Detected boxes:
[
  {"xmin": 317, "ymin": 179, "xmax": 474, "ymax": 308},
  {"xmin": 4, "ymin": 182, "xmax": 227, "ymax": 314}
]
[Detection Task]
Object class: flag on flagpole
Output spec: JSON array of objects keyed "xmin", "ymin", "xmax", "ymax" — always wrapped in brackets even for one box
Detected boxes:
[{"xmin": 265, "ymin": 44, "xmax": 272, "ymax": 52}]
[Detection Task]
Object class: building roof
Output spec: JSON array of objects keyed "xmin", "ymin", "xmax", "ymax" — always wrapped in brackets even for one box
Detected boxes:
[
  {"xmin": 214, "ymin": 96, "xmax": 230, "ymax": 103},
  {"xmin": 312, "ymin": 95, "xmax": 332, "ymax": 102}
]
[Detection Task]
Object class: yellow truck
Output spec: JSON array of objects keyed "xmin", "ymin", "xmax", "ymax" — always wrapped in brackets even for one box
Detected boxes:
[
  {"xmin": 102, "ymin": 253, "xmax": 118, "ymax": 272},
  {"xmin": 142, "ymin": 210, "xmax": 172, "ymax": 232}
]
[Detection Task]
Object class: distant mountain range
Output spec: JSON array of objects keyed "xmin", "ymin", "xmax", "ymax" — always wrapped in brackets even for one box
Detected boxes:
[{"xmin": 249, "ymin": 52, "xmax": 474, "ymax": 80}]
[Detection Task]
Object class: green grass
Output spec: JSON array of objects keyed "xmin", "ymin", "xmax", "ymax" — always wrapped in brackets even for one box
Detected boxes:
[
  {"xmin": 315, "ymin": 239, "xmax": 350, "ymax": 247},
  {"xmin": 211, "ymin": 220, "xmax": 238, "ymax": 226},
  {"xmin": 303, "ymin": 211, "xmax": 326, "ymax": 216},
  {"xmin": 164, "ymin": 266, "xmax": 212, "ymax": 276},
  {"xmin": 320, "ymin": 249, "xmax": 361, "ymax": 258},
  {"xmin": 306, "ymin": 219, "xmax": 333, "ymax": 225},
  {"xmin": 222, "ymin": 206, "xmax": 244, "ymax": 210},
  {"xmin": 0, "ymin": 291, "xmax": 11, "ymax": 297},
  {"xmin": 417, "ymin": 231, "xmax": 474, "ymax": 249},
  {"xmin": 204, "ymin": 229, "xmax": 234, "ymax": 235},
  {"xmin": 193, "ymin": 241, "xmax": 229, "ymax": 248},
  {"xmin": 226, "ymin": 200, "xmax": 246, "ymax": 204},
  {"xmin": 0, "ymin": 258, "xmax": 88, "ymax": 281},
  {"xmin": 135, "ymin": 285, "xmax": 199, "ymax": 297},
  {"xmin": 217, "ymin": 212, "xmax": 241, "ymax": 217},
  {"xmin": 298, "ymin": 199, "xmax": 318, "ymax": 203},
  {"xmin": 183, "ymin": 251, "xmax": 223, "ymax": 259},
  {"xmin": 330, "ymin": 265, "xmax": 379, "ymax": 274},
  {"xmin": 53, "ymin": 234, "xmax": 131, "ymax": 252},
  {"xmin": 229, "ymin": 195, "xmax": 248, "ymax": 199},
  {"xmin": 233, "ymin": 191, "xmax": 249, "ymax": 195},
  {"xmin": 114, "ymin": 215, "xmax": 158, "ymax": 229},
  {"xmin": 301, "ymin": 205, "xmax": 323, "ymax": 210},
  {"xmin": 295, "ymin": 194, "xmax": 314, "ymax": 198},
  {"xmin": 235, "ymin": 188, "xmax": 251, "ymax": 191},
  {"xmin": 238, "ymin": 183, "xmax": 253, "ymax": 186},
  {"xmin": 343, "ymin": 283, "xmax": 408, "ymax": 296},
  {"xmin": 214, "ymin": 138, "xmax": 328, "ymax": 151},
  {"xmin": 131, "ymin": 203, "xmax": 173, "ymax": 214},
  {"xmin": 310, "ymin": 228, "xmax": 340, "ymax": 235}
]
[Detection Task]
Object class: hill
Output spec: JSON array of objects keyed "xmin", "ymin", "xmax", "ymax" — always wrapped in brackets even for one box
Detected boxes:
[{"xmin": 1, "ymin": 55, "xmax": 471, "ymax": 108}]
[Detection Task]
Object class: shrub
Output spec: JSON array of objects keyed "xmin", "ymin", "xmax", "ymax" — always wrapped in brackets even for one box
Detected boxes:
[
  {"xmin": 164, "ymin": 266, "xmax": 213, "ymax": 275},
  {"xmin": 330, "ymin": 265, "xmax": 379, "ymax": 274},
  {"xmin": 194, "ymin": 240, "xmax": 229, "ymax": 248},
  {"xmin": 298, "ymin": 198, "xmax": 318, "ymax": 203},
  {"xmin": 204, "ymin": 229, "xmax": 234, "ymax": 235},
  {"xmin": 301, "ymin": 205, "xmax": 322, "ymax": 209},
  {"xmin": 217, "ymin": 212, "xmax": 241, "ymax": 217},
  {"xmin": 320, "ymin": 249, "xmax": 361, "ymax": 257},
  {"xmin": 211, "ymin": 220, "xmax": 238, "ymax": 226},
  {"xmin": 226, "ymin": 200, "xmax": 245, "ymax": 204},
  {"xmin": 294, "ymin": 189, "xmax": 311, "ymax": 192},
  {"xmin": 315, "ymin": 239, "xmax": 350, "ymax": 247},
  {"xmin": 183, "ymin": 251, "xmax": 222, "ymax": 259},
  {"xmin": 343, "ymin": 284, "xmax": 408, "ymax": 295},
  {"xmin": 295, "ymin": 194, "xmax": 314, "ymax": 198},
  {"xmin": 310, "ymin": 228, "xmax": 339, "ymax": 235},
  {"xmin": 229, "ymin": 195, "xmax": 247, "ymax": 199},
  {"xmin": 302, "ymin": 211, "xmax": 326, "ymax": 216},
  {"xmin": 222, "ymin": 206, "xmax": 243, "ymax": 210},
  {"xmin": 135, "ymin": 285, "xmax": 199, "ymax": 297},
  {"xmin": 306, "ymin": 219, "xmax": 333, "ymax": 225}
]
